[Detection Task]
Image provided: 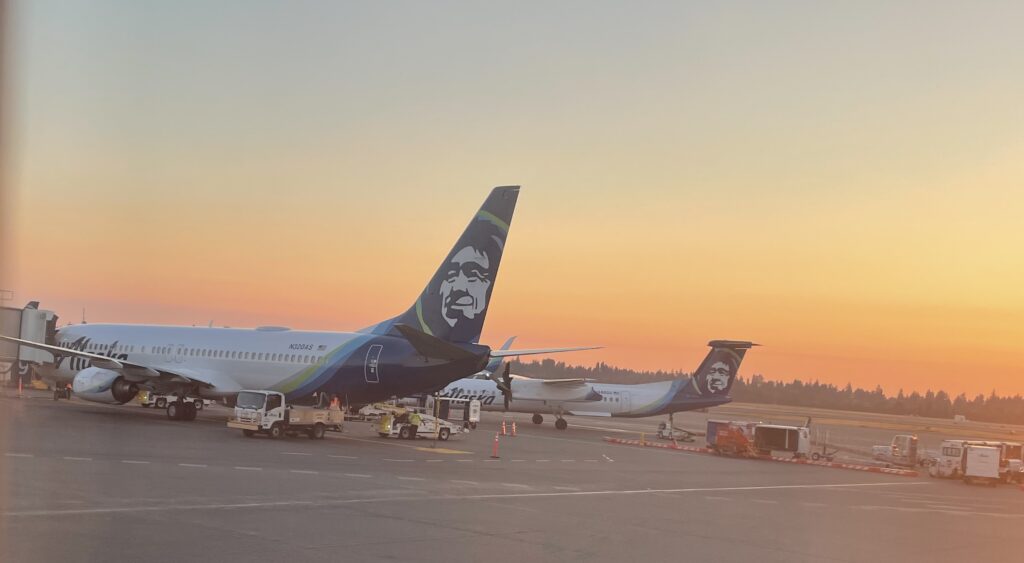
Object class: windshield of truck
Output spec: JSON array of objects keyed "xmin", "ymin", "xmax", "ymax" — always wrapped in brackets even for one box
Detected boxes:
[{"xmin": 236, "ymin": 392, "xmax": 266, "ymax": 410}]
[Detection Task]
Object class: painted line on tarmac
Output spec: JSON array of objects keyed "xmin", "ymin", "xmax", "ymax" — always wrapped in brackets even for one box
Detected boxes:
[
  {"xmin": 64, "ymin": 457, "xmax": 92, "ymax": 461},
  {"xmin": 602, "ymin": 455, "xmax": 615, "ymax": 462},
  {"xmin": 344, "ymin": 473, "xmax": 372, "ymax": 478},
  {"xmin": 4, "ymin": 482, "xmax": 932, "ymax": 518},
  {"xmin": 425, "ymin": 459, "xmax": 444, "ymax": 463},
  {"xmin": 5, "ymin": 453, "xmax": 33, "ymax": 458},
  {"xmin": 336, "ymin": 434, "xmax": 470, "ymax": 454},
  {"xmin": 290, "ymin": 470, "xmax": 318, "ymax": 475},
  {"xmin": 234, "ymin": 466, "xmax": 262, "ymax": 471},
  {"xmin": 179, "ymin": 463, "xmax": 207, "ymax": 468},
  {"xmin": 328, "ymin": 455, "xmax": 358, "ymax": 459},
  {"xmin": 398, "ymin": 476, "xmax": 426, "ymax": 481},
  {"xmin": 121, "ymin": 460, "xmax": 150, "ymax": 464},
  {"xmin": 281, "ymin": 452, "xmax": 313, "ymax": 456},
  {"xmin": 383, "ymin": 458, "xmax": 414, "ymax": 462},
  {"xmin": 450, "ymin": 480, "xmax": 478, "ymax": 485}
]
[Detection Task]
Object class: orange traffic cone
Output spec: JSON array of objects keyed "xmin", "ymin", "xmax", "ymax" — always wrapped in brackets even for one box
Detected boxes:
[
  {"xmin": 501, "ymin": 420, "xmax": 507, "ymax": 436},
  {"xmin": 491, "ymin": 432, "xmax": 500, "ymax": 458},
  {"xmin": 511, "ymin": 421, "xmax": 517, "ymax": 437}
]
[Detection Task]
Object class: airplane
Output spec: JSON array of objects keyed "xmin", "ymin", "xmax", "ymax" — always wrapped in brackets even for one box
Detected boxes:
[
  {"xmin": 434, "ymin": 339, "xmax": 757, "ymax": 430},
  {"xmin": 1, "ymin": 186, "xmax": 595, "ymax": 421}
]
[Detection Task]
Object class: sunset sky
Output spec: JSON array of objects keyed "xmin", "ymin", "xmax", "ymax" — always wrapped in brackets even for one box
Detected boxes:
[{"xmin": 3, "ymin": 1, "xmax": 1023, "ymax": 396}]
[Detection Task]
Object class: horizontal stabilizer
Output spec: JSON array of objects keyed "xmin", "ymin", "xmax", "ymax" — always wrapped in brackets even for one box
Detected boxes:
[
  {"xmin": 394, "ymin": 324, "xmax": 477, "ymax": 361},
  {"xmin": 490, "ymin": 345, "xmax": 600, "ymax": 358}
]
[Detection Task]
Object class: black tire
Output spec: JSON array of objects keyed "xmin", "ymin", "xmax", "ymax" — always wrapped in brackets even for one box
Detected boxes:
[
  {"xmin": 555, "ymin": 418, "xmax": 567, "ymax": 430},
  {"xmin": 193, "ymin": 400, "xmax": 203, "ymax": 411},
  {"xmin": 438, "ymin": 427, "xmax": 451, "ymax": 441},
  {"xmin": 398, "ymin": 426, "xmax": 413, "ymax": 440},
  {"xmin": 166, "ymin": 402, "xmax": 181, "ymax": 420},
  {"xmin": 184, "ymin": 402, "xmax": 197, "ymax": 421},
  {"xmin": 311, "ymin": 423, "xmax": 326, "ymax": 440},
  {"xmin": 156, "ymin": 398, "xmax": 167, "ymax": 409},
  {"xmin": 532, "ymin": 414, "xmax": 543, "ymax": 425},
  {"xmin": 243, "ymin": 429, "xmax": 255, "ymax": 437},
  {"xmin": 811, "ymin": 452, "xmax": 821, "ymax": 461},
  {"xmin": 141, "ymin": 403, "xmax": 150, "ymax": 408},
  {"xmin": 269, "ymin": 423, "xmax": 283, "ymax": 439}
]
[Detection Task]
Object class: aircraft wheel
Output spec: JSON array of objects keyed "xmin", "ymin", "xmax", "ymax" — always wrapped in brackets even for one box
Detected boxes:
[
  {"xmin": 555, "ymin": 418, "xmax": 567, "ymax": 430},
  {"xmin": 532, "ymin": 414, "xmax": 543, "ymax": 425}
]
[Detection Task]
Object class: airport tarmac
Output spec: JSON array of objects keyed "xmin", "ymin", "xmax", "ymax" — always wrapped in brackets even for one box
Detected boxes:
[{"xmin": 1, "ymin": 394, "xmax": 1022, "ymax": 563}]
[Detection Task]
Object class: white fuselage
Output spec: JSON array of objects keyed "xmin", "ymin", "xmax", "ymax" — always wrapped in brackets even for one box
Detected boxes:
[
  {"xmin": 436, "ymin": 376, "xmax": 682, "ymax": 418},
  {"xmin": 47, "ymin": 323, "xmax": 358, "ymax": 398}
]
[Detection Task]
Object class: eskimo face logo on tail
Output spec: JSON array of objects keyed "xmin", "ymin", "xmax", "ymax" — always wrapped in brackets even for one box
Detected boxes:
[
  {"xmin": 440, "ymin": 246, "xmax": 492, "ymax": 328},
  {"xmin": 695, "ymin": 349, "xmax": 741, "ymax": 396}
]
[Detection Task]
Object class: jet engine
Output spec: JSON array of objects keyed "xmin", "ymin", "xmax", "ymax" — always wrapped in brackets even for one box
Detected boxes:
[{"xmin": 72, "ymin": 367, "xmax": 139, "ymax": 404}]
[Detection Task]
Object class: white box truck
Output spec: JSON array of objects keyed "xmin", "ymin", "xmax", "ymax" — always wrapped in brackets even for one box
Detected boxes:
[{"xmin": 962, "ymin": 444, "xmax": 1001, "ymax": 486}]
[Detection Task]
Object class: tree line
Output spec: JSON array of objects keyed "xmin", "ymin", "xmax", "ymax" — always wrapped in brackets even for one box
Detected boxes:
[{"xmin": 508, "ymin": 359, "xmax": 1024, "ymax": 425}]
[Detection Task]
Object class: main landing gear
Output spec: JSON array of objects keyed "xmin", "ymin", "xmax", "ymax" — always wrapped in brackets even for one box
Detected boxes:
[
  {"xmin": 531, "ymin": 413, "xmax": 569, "ymax": 430},
  {"xmin": 166, "ymin": 399, "xmax": 198, "ymax": 421}
]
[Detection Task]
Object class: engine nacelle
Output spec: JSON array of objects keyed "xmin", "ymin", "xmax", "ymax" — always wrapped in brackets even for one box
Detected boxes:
[{"xmin": 72, "ymin": 367, "xmax": 139, "ymax": 405}]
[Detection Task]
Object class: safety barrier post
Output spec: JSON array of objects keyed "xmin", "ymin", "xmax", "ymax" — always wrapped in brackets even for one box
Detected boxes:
[
  {"xmin": 491, "ymin": 432, "xmax": 500, "ymax": 459},
  {"xmin": 511, "ymin": 421, "xmax": 517, "ymax": 437},
  {"xmin": 18, "ymin": 378, "xmax": 23, "ymax": 399}
]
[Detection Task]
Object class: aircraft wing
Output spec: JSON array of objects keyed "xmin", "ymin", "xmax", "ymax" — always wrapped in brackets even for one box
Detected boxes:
[
  {"xmin": 540, "ymin": 378, "xmax": 591, "ymax": 386},
  {"xmin": 0, "ymin": 335, "xmax": 216, "ymax": 389},
  {"xmin": 490, "ymin": 345, "xmax": 600, "ymax": 358}
]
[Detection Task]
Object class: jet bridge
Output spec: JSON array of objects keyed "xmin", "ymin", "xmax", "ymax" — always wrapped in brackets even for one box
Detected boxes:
[{"xmin": 0, "ymin": 301, "xmax": 59, "ymax": 386}]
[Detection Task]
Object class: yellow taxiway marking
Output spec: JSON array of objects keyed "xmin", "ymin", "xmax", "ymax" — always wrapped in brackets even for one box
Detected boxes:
[
  {"xmin": 334, "ymin": 434, "xmax": 471, "ymax": 454},
  {"xmin": 415, "ymin": 447, "xmax": 471, "ymax": 455}
]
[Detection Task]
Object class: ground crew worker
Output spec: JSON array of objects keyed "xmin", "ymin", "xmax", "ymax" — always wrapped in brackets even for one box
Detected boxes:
[
  {"xmin": 408, "ymin": 410, "xmax": 422, "ymax": 440},
  {"xmin": 330, "ymin": 395, "xmax": 340, "ymax": 410}
]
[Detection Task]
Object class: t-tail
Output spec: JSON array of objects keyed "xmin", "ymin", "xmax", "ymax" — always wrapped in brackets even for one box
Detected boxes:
[
  {"xmin": 690, "ymin": 340, "xmax": 758, "ymax": 398},
  {"xmin": 367, "ymin": 186, "xmax": 520, "ymax": 344}
]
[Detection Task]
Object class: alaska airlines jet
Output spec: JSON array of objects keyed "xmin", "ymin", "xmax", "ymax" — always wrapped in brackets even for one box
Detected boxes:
[
  {"xmin": 436, "ymin": 340, "xmax": 756, "ymax": 429},
  {"xmin": 3, "ymin": 187, "xmax": 592, "ymax": 421}
]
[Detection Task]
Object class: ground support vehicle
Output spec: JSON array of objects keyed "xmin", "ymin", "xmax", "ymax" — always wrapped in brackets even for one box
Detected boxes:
[
  {"xmin": 929, "ymin": 440, "xmax": 1022, "ymax": 483},
  {"xmin": 706, "ymin": 420, "xmax": 759, "ymax": 456},
  {"xmin": 872, "ymin": 434, "xmax": 920, "ymax": 468},
  {"xmin": 962, "ymin": 444, "xmax": 1001, "ymax": 486},
  {"xmin": 379, "ymin": 407, "xmax": 467, "ymax": 441},
  {"xmin": 139, "ymin": 391, "xmax": 211, "ymax": 411},
  {"xmin": 228, "ymin": 390, "xmax": 343, "ymax": 439}
]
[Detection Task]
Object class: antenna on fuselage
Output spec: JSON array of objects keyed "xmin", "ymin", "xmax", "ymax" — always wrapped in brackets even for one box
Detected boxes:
[{"xmin": 81, "ymin": 307, "xmax": 87, "ymax": 325}]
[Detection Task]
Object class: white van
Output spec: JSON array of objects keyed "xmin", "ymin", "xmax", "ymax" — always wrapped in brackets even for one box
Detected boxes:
[{"xmin": 929, "ymin": 439, "xmax": 966, "ymax": 479}]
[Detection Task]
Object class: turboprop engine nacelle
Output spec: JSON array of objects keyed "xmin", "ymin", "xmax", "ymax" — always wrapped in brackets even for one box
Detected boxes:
[{"xmin": 72, "ymin": 367, "xmax": 139, "ymax": 405}]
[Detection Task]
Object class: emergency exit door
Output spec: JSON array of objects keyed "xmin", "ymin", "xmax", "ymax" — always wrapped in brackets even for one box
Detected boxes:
[{"xmin": 364, "ymin": 344, "xmax": 382, "ymax": 383}]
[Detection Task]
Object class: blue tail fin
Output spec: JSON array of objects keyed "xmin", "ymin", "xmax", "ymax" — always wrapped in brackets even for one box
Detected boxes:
[
  {"xmin": 375, "ymin": 186, "xmax": 519, "ymax": 344},
  {"xmin": 691, "ymin": 340, "xmax": 757, "ymax": 397}
]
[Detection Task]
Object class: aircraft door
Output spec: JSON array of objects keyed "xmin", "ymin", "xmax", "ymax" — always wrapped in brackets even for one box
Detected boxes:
[{"xmin": 364, "ymin": 344, "xmax": 382, "ymax": 383}]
